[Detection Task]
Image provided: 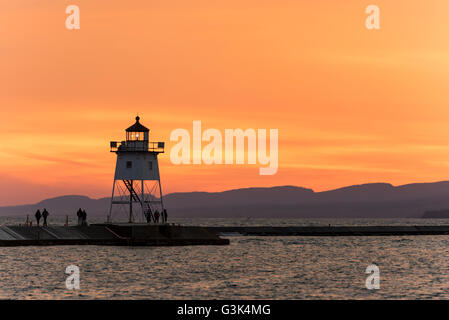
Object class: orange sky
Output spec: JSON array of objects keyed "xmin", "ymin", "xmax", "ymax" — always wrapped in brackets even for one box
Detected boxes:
[{"xmin": 1, "ymin": 0, "xmax": 449, "ymax": 205}]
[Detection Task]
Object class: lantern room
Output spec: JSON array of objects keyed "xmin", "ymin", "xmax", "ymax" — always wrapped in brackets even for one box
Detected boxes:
[
  {"xmin": 126, "ymin": 116, "xmax": 149, "ymax": 142},
  {"xmin": 110, "ymin": 116, "xmax": 164, "ymax": 153}
]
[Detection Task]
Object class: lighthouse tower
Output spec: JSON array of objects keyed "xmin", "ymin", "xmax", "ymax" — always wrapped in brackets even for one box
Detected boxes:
[{"xmin": 108, "ymin": 116, "xmax": 165, "ymax": 223}]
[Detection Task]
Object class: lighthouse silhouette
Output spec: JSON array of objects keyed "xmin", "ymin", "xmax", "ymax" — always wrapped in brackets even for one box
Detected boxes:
[{"xmin": 108, "ymin": 116, "xmax": 165, "ymax": 223}]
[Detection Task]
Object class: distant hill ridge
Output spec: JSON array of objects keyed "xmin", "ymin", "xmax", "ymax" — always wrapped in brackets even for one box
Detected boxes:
[{"xmin": 2, "ymin": 181, "xmax": 449, "ymax": 218}]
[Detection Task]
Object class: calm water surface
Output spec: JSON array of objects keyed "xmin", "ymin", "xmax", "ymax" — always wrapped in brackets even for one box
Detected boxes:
[{"xmin": 1, "ymin": 217, "xmax": 449, "ymax": 299}]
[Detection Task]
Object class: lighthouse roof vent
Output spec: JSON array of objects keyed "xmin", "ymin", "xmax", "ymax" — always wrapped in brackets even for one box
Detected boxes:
[{"xmin": 126, "ymin": 116, "xmax": 149, "ymax": 132}]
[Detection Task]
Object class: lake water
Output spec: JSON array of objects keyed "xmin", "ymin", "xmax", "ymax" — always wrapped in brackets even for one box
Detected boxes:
[{"xmin": 1, "ymin": 217, "xmax": 449, "ymax": 299}]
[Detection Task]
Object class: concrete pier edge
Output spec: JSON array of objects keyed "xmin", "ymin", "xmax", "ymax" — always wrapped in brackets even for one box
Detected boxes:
[
  {"xmin": 0, "ymin": 224, "xmax": 229, "ymax": 247},
  {"xmin": 2, "ymin": 224, "xmax": 449, "ymax": 247}
]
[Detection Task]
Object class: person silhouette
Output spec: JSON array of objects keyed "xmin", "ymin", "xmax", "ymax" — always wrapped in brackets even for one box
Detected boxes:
[
  {"xmin": 81, "ymin": 209, "xmax": 87, "ymax": 226},
  {"xmin": 154, "ymin": 210, "xmax": 160, "ymax": 223},
  {"xmin": 146, "ymin": 209, "xmax": 152, "ymax": 223},
  {"xmin": 42, "ymin": 208, "xmax": 49, "ymax": 226},
  {"xmin": 76, "ymin": 208, "xmax": 83, "ymax": 226},
  {"xmin": 163, "ymin": 209, "xmax": 168, "ymax": 223},
  {"xmin": 35, "ymin": 209, "xmax": 41, "ymax": 226}
]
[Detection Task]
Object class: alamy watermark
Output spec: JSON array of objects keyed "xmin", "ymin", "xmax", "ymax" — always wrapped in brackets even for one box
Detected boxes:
[
  {"xmin": 65, "ymin": 5, "xmax": 80, "ymax": 30},
  {"xmin": 365, "ymin": 264, "xmax": 380, "ymax": 290},
  {"xmin": 65, "ymin": 265, "xmax": 80, "ymax": 290},
  {"xmin": 365, "ymin": 5, "xmax": 380, "ymax": 30},
  {"xmin": 170, "ymin": 121, "xmax": 278, "ymax": 175},
  {"xmin": 64, "ymin": 4, "xmax": 379, "ymax": 31}
]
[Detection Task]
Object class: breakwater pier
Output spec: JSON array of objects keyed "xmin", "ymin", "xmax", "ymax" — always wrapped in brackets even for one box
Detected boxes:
[
  {"xmin": 2, "ymin": 224, "xmax": 449, "ymax": 247},
  {"xmin": 204, "ymin": 225, "xmax": 449, "ymax": 237},
  {"xmin": 0, "ymin": 224, "xmax": 229, "ymax": 246}
]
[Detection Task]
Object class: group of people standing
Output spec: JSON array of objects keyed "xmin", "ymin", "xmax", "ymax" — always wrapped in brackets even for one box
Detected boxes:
[
  {"xmin": 34, "ymin": 209, "xmax": 49, "ymax": 226},
  {"xmin": 29, "ymin": 207, "xmax": 164, "ymax": 226},
  {"xmin": 76, "ymin": 208, "xmax": 88, "ymax": 226},
  {"xmin": 146, "ymin": 209, "xmax": 168, "ymax": 224}
]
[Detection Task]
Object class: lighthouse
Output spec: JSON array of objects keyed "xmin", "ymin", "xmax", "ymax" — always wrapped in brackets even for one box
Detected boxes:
[{"xmin": 108, "ymin": 116, "xmax": 165, "ymax": 223}]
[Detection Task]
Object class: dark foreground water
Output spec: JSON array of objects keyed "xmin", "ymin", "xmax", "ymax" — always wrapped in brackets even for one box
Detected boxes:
[{"xmin": 2, "ymin": 217, "xmax": 449, "ymax": 299}]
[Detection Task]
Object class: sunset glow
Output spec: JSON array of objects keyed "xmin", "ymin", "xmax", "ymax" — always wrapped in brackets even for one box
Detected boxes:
[{"xmin": 2, "ymin": 0, "xmax": 449, "ymax": 205}]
